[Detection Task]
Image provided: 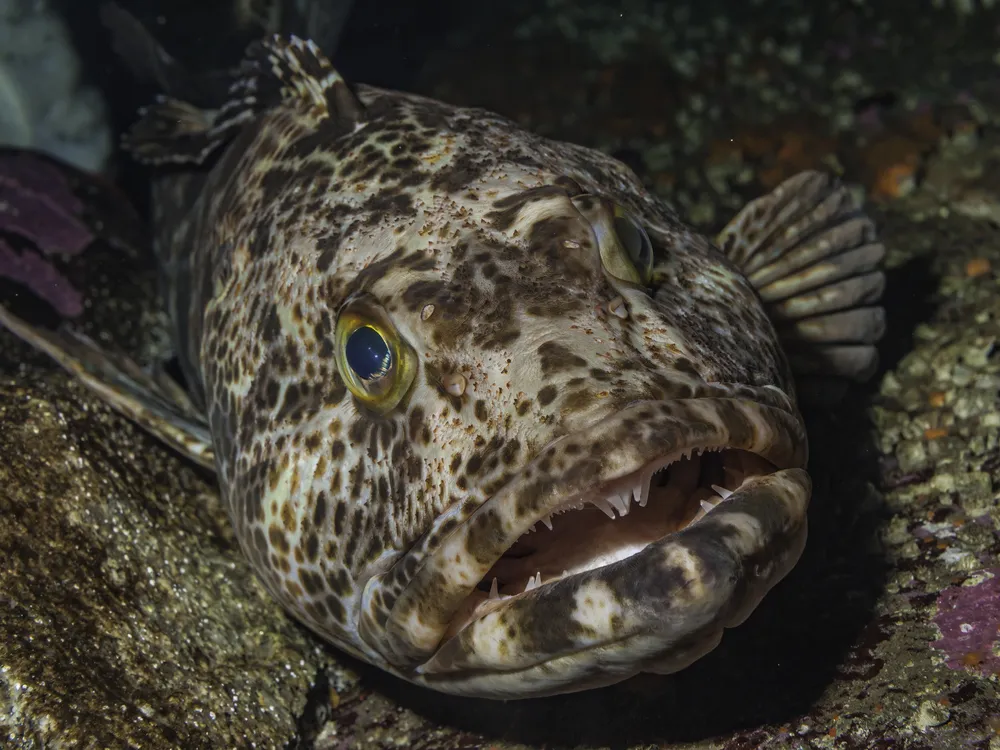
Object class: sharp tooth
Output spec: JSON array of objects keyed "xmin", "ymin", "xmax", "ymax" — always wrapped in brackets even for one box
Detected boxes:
[
  {"xmin": 634, "ymin": 471, "xmax": 652, "ymax": 507},
  {"xmin": 489, "ymin": 577, "xmax": 500, "ymax": 600},
  {"xmin": 711, "ymin": 484, "xmax": 733, "ymax": 499},
  {"xmin": 620, "ymin": 491, "xmax": 632, "ymax": 514},
  {"xmin": 590, "ymin": 496, "xmax": 616, "ymax": 519},
  {"xmin": 700, "ymin": 498, "xmax": 719, "ymax": 514},
  {"xmin": 525, "ymin": 573, "xmax": 542, "ymax": 592},
  {"xmin": 540, "ymin": 514, "xmax": 554, "ymax": 531},
  {"xmin": 607, "ymin": 493, "xmax": 629, "ymax": 517}
]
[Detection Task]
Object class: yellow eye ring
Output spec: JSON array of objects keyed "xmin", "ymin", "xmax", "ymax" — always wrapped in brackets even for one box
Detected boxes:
[{"xmin": 334, "ymin": 301, "xmax": 416, "ymax": 414}]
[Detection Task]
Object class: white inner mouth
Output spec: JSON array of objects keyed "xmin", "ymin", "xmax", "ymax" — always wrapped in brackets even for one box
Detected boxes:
[{"xmin": 444, "ymin": 447, "xmax": 775, "ymax": 639}]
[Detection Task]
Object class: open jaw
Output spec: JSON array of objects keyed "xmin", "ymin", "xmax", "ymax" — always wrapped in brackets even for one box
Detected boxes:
[
  {"xmin": 446, "ymin": 446, "xmax": 783, "ymax": 631},
  {"xmin": 362, "ymin": 398, "xmax": 811, "ymax": 699}
]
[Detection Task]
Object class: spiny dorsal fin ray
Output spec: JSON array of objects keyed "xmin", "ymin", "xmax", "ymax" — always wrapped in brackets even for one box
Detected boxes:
[
  {"xmin": 123, "ymin": 34, "xmax": 365, "ymax": 166},
  {"xmin": 122, "ymin": 97, "xmax": 222, "ymax": 166},
  {"xmin": 213, "ymin": 34, "xmax": 365, "ymax": 137},
  {"xmin": 717, "ymin": 170, "xmax": 887, "ymax": 406}
]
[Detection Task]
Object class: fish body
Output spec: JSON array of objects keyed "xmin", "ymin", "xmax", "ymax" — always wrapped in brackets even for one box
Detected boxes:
[{"xmin": 0, "ymin": 32, "xmax": 886, "ymax": 699}]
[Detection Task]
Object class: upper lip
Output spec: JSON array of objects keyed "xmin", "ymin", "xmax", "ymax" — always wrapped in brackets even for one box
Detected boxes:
[{"xmin": 359, "ymin": 396, "xmax": 808, "ymax": 669}]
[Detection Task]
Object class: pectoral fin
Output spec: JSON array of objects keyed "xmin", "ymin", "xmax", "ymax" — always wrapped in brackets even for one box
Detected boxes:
[
  {"xmin": 0, "ymin": 305, "xmax": 215, "ymax": 470},
  {"xmin": 718, "ymin": 171, "xmax": 887, "ymax": 404}
]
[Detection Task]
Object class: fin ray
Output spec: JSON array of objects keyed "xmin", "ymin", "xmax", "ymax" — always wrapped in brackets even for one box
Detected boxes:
[
  {"xmin": 119, "ymin": 27, "xmax": 364, "ymax": 165},
  {"xmin": 122, "ymin": 97, "xmax": 222, "ymax": 166},
  {"xmin": 214, "ymin": 34, "xmax": 365, "ymax": 136},
  {"xmin": 101, "ymin": 2, "xmax": 235, "ymax": 104},
  {"xmin": 718, "ymin": 170, "xmax": 887, "ymax": 401},
  {"xmin": 0, "ymin": 306, "xmax": 215, "ymax": 469}
]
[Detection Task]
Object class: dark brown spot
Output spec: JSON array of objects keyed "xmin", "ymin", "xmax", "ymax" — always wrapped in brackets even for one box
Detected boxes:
[
  {"xmin": 280, "ymin": 501, "xmax": 295, "ymax": 532},
  {"xmin": 305, "ymin": 533, "xmax": 320, "ymax": 562},
  {"xmin": 562, "ymin": 389, "xmax": 593, "ymax": 414},
  {"xmin": 333, "ymin": 502, "xmax": 347, "ymax": 535},
  {"xmin": 465, "ymin": 454, "xmax": 483, "ymax": 475},
  {"xmin": 474, "ymin": 399, "xmax": 489, "ymax": 423},
  {"xmin": 268, "ymin": 524, "xmax": 290, "ymax": 554},
  {"xmin": 313, "ymin": 491, "xmax": 328, "ymax": 527},
  {"xmin": 262, "ymin": 304, "xmax": 281, "ymax": 343},
  {"xmin": 501, "ymin": 440, "xmax": 521, "ymax": 465},
  {"xmin": 537, "ymin": 341, "xmax": 587, "ymax": 376},
  {"xmin": 537, "ymin": 385, "xmax": 557, "ymax": 407}
]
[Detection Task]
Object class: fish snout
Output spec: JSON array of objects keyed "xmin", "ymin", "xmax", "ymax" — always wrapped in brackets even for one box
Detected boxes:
[
  {"xmin": 360, "ymin": 397, "xmax": 810, "ymax": 698},
  {"xmin": 417, "ymin": 468, "xmax": 810, "ymax": 698}
]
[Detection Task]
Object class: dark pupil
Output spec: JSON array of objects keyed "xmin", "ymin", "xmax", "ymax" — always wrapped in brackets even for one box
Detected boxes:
[
  {"xmin": 345, "ymin": 326, "xmax": 392, "ymax": 382},
  {"xmin": 614, "ymin": 215, "xmax": 647, "ymax": 265}
]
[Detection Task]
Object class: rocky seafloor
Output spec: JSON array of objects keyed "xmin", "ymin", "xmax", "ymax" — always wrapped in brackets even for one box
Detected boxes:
[{"xmin": 2, "ymin": 0, "xmax": 999, "ymax": 748}]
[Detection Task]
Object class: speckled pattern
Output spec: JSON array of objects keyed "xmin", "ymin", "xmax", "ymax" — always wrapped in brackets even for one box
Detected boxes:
[
  {"xmin": 2, "ymin": 0, "xmax": 999, "ymax": 746},
  {"xmin": 101, "ymin": 31, "xmax": 884, "ymax": 699}
]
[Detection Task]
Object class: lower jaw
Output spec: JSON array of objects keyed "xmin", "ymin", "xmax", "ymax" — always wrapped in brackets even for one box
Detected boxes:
[
  {"xmin": 366, "ymin": 397, "xmax": 807, "ymax": 673},
  {"xmin": 418, "ymin": 466, "xmax": 811, "ymax": 699}
]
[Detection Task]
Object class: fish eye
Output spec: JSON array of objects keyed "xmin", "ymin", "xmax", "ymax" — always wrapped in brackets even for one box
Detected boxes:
[
  {"xmin": 345, "ymin": 326, "xmax": 393, "ymax": 382},
  {"xmin": 612, "ymin": 204, "xmax": 653, "ymax": 282},
  {"xmin": 334, "ymin": 304, "xmax": 417, "ymax": 413},
  {"xmin": 571, "ymin": 194, "xmax": 654, "ymax": 286}
]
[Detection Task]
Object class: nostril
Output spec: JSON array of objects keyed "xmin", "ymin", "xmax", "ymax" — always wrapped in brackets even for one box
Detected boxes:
[{"xmin": 608, "ymin": 296, "xmax": 628, "ymax": 319}]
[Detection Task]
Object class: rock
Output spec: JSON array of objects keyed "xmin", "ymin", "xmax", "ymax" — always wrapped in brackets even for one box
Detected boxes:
[
  {"xmin": 0, "ymin": 370, "xmax": 347, "ymax": 748},
  {"xmin": 915, "ymin": 700, "xmax": 952, "ymax": 731}
]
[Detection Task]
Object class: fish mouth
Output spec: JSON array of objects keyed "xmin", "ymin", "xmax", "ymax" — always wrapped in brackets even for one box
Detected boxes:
[
  {"xmin": 446, "ymin": 445, "xmax": 784, "ymax": 632},
  {"xmin": 361, "ymin": 397, "xmax": 809, "ymax": 699}
]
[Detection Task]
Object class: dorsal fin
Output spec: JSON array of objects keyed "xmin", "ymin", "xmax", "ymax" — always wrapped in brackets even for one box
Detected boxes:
[
  {"xmin": 120, "ymin": 31, "xmax": 366, "ymax": 167},
  {"xmin": 717, "ymin": 170, "xmax": 887, "ymax": 406},
  {"xmin": 212, "ymin": 34, "xmax": 366, "ymax": 137}
]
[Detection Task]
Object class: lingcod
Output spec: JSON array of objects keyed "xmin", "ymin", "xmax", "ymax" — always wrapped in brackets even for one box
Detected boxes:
[{"xmin": 0, "ymin": 17, "xmax": 886, "ymax": 700}]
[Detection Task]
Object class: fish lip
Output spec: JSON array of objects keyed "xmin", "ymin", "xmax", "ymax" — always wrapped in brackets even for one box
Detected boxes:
[
  {"xmin": 361, "ymin": 397, "xmax": 808, "ymax": 674},
  {"xmin": 417, "ymin": 468, "xmax": 811, "ymax": 698}
]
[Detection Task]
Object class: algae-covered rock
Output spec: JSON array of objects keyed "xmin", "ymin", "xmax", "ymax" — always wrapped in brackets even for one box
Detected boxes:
[{"xmin": 0, "ymin": 370, "xmax": 349, "ymax": 748}]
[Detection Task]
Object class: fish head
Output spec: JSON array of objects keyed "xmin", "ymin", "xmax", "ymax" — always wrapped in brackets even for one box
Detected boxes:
[
  {"xmin": 200, "ymin": 86, "xmax": 811, "ymax": 699},
  {"xmin": 344, "ymin": 157, "xmax": 810, "ymax": 699}
]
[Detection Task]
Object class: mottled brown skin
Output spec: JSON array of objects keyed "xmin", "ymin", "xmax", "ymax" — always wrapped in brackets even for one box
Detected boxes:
[{"xmin": 141, "ymin": 41, "xmax": 816, "ymax": 699}]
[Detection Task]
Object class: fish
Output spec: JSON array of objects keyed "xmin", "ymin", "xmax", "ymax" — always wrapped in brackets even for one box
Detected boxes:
[{"xmin": 0, "ymin": 20, "xmax": 887, "ymax": 700}]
